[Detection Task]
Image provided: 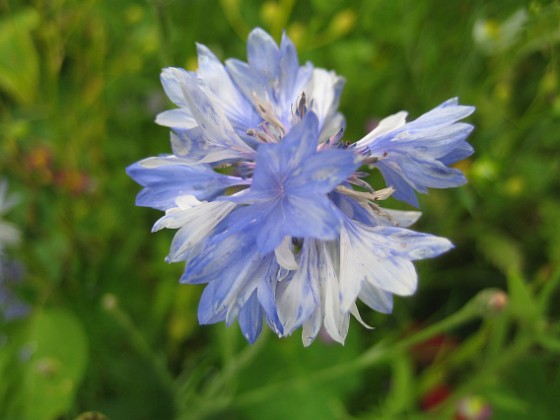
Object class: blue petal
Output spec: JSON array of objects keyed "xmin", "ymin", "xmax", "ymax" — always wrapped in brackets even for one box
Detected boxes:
[
  {"xmin": 238, "ymin": 292, "xmax": 263, "ymax": 344},
  {"xmin": 274, "ymin": 111, "xmax": 319, "ymax": 176},
  {"xmin": 126, "ymin": 160, "xmax": 246, "ymax": 211},
  {"xmin": 198, "ymin": 282, "xmax": 226, "ymax": 324},
  {"xmin": 377, "ymin": 163, "xmax": 419, "ymax": 207},
  {"xmin": 285, "ymin": 148, "xmax": 359, "ymax": 194},
  {"xmin": 257, "ymin": 265, "xmax": 283, "ymax": 336}
]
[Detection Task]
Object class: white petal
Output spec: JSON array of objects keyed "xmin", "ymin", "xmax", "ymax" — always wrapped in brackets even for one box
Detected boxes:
[
  {"xmin": 382, "ymin": 209, "xmax": 422, "ymax": 227},
  {"xmin": 339, "ymin": 224, "xmax": 364, "ymax": 312},
  {"xmin": 274, "ymin": 236, "xmax": 299, "ymax": 271},
  {"xmin": 138, "ymin": 156, "xmax": 190, "ymax": 168},
  {"xmin": 301, "ymin": 306, "xmax": 322, "ymax": 347},
  {"xmin": 155, "ymin": 109, "xmax": 197, "ymax": 129},
  {"xmin": 175, "ymin": 195, "xmax": 203, "ymax": 210},
  {"xmin": 317, "ymin": 241, "xmax": 348, "ymax": 344},
  {"xmin": 304, "ymin": 69, "xmax": 344, "ymax": 129},
  {"xmin": 339, "ymin": 222, "xmax": 420, "ymax": 312},
  {"xmin": 350, "ymin": 304, "xmax": 374, "ymax": 329},
  {"xmin": 276, "ymin": 241, "xmax": 319, "ymax": 335},
  {"xmin": 159, "ymin": 201, "xmax": 236, "ymax": 261},
  {"xmin": 354, "ymin": 111, "xmax": 408, "ymax": 150}
]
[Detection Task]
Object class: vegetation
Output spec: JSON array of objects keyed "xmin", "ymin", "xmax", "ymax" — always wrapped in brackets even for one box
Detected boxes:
[{"xmin": 1, "ymin": 0, "xmax": 559, "ymax": 418}]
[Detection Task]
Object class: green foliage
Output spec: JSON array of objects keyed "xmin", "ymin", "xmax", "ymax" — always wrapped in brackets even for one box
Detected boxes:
[{"xmin": 1, "ymin": 0, "xmax": 559, "ymax": 418}]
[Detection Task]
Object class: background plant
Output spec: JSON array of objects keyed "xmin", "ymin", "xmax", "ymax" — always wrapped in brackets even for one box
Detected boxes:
[{"xmin": 0, "ymin": 0, "xmax": 559, "ymax": 419}]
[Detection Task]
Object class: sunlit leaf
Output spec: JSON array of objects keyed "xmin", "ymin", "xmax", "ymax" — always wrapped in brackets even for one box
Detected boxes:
[
  {"xmin": 0, "ymin": 9, "xmax": 40, "ymax": 104},
  {"xmin": 21, "ymin": 309, "xmax": 89, "ymax": 420}
]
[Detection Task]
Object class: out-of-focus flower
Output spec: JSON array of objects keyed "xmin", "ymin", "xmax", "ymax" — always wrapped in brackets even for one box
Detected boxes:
[
  {"xmin": 128, "ymin": 28, "xmax": 474, "ymax": 345},
  {"xmin": 0, "ymin": 180, "xmax": 28, "ymax": 321},
  {"xmin": 455, "ymin": 395, "xmax": 492, "ymax": 420},
  {"xmin": 0, "ymin": 180, "xmax": 20, "ymax": 251}
]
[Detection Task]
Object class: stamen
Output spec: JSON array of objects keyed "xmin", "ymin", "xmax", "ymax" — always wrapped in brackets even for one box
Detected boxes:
[
  {"xmin": 252, "ymin": 92, "xmax": 286, "ymax": 137},
  {"xmin": 247, "ymin": 128, "xmax": 277, "ymax": 143},
  {"xmin": 336, "ymin": 185, "xmax": 395, "ymax": 202},
  {"xmin": 297, "ymin": 92, "xmax": 307, "ymax": 118},
  {"xmin": 348, "ymin": 176, "xmax": 376, "ymax": 193}
]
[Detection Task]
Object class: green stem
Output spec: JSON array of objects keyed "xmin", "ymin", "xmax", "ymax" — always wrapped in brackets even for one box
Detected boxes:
[
  {"xmin": 150, "ymin": 0, "xmax": 173, "ymax": 66},
  {"xmin": 199, "ymin": 298, "xmax": 481, "ymax": 413},
  {"xmin": 104, "ymin": 296, "xmax": 177, "ymax": 401}
]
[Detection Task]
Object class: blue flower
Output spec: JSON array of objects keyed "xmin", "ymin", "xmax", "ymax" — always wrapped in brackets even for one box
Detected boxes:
[
  {"xmin": 127, "ymin": 28, "xmax": 474, "ymax": 345},
  {"xmin": 224, "ymin": 112, "xmax": 359, "ymax": 254}
]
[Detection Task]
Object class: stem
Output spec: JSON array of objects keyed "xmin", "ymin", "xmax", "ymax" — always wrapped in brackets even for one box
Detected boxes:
[
  {"xmin": 103, "ymin": 296, "xmax": 177, "ymax": 399},
  {"xmin": 201, "ymin": 298, "xmax": 481, "ymax": 413}
]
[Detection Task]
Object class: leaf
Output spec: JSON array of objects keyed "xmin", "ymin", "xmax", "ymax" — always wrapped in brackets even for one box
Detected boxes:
[
  {"xmin": 477, "ymin": 229, "xmax": 523, "ymax": 275},
  {"xmin": 21, "ymin": 308, "xmax": 89, "ymax": 420},
  {"xmin": 506, "ymin": 271, "xmax": 539, "ymax": 326},
  {"xmin": 0, "ymin": 9, "xmax": 40, "ymax": 104}
]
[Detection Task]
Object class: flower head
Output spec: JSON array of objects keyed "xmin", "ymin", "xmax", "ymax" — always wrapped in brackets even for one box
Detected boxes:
[{"xmin": 127, "ymin": 28, "xmax": 474, "ymax": 345}]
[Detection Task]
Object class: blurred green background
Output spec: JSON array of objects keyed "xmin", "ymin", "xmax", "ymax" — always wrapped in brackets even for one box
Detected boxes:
[{"xmin": 1, "ymin": 0, "xmax": 559, "ymax": 418}]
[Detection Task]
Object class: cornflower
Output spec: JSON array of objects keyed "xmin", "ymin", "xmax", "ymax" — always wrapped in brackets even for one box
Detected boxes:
[{"xmin": 128, "ymin": 28, "xmax": 474, "ymax": 345}]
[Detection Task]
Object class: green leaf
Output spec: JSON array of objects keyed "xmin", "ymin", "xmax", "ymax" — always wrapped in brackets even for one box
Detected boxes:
[
  {"xmin": 478, "ymin": 229, "xmax": 523, "ymax": 275},
  {"xmin": 507, "ymin": 271, "xmax": 539, "ymax": 326},
  {"xmin": 21, "ymin": 308, "xmax": 89, "ymax": 420},
  {"xmin": 0, "ymin": 9, "xmax": 40, "ymax": 104}
]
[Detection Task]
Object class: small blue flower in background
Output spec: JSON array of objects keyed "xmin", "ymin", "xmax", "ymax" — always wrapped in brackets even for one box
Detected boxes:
[
  {"xmin": 127, "ymin": 28, "xmax": 474, "ymax": 345},
  {"xmin": 0, "ymin": 179, "xmax": 29, "ymax": 321}
]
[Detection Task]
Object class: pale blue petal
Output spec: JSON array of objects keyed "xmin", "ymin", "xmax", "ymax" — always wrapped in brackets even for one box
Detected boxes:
[
  {"xmin": 373, "ymin": 227, "xmax": 454, "ymax": 260},
  {"xmin": 196, "ymin": 43, "xmax": 261, "ymax": 130},
  {"xmin": 179, "ymin": 71, "xmax": 255, "ymax": 160},
  {"xmin": 359, "ymin": 281, "xmax": 393, "ymax": 314},
  {"xmin": 226, "ymin": 58, "xmax": 273, "ymax": 105},
  {"xmin": 439, "ymin": 141, "xmax": 474, "ymax": 165},
  {"xmin": 398, "ymin": 155, "xmax": 467, "ymax": 189},
  {"xmin": 247, "ymin": 28, "xmax": 281, "ymax": 84},
  {"xmin": 278, "ymin": 32, "xmax": 313, "ymax": 113},
  {"xmin": 160, "ymin": 67, "xmax": 190, "ymax": 107}
]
